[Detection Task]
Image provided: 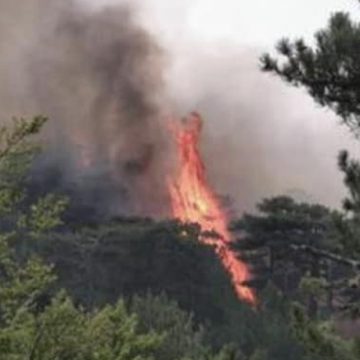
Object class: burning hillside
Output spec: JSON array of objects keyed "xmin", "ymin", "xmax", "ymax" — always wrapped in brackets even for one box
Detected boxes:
[
  {"xmin": 169, "ymin": 112, "xmax": 256, "ymax": 305},
  {"xmin": 0, "ymin": 0, "xmax": 258, "ymax": 304}
]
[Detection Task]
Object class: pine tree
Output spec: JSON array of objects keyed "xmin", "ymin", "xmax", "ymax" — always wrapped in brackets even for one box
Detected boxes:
[
  {"xmin": 0, "ymin": 117, "xmax": 163, "ymax": 360},
  {"xmin": 232, "ymin": 196, "xmax": 342, "ymax": 316},
  {"xmin": 260, "ymin": 0, "xmax": 360, "ymax": 317},
  {"xmin": 261, "ymin": 7, "xmax": 360, "ymax": 133}
]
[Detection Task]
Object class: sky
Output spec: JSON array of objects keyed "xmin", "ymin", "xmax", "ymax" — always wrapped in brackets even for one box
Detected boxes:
[
  {"xmin": 181, "ymin": 0, "xmax": 358, "ymax": 47},
  {"xmin": 85, "ymin": 0, "xmax": 359, "ymax": 48}
]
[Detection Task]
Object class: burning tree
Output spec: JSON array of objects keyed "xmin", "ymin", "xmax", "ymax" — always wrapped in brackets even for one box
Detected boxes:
[{"xmin": 168, "ymin": 112, "xmax": 256, "ymax": 305}]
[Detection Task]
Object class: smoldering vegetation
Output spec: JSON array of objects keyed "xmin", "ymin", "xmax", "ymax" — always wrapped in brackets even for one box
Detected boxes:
[{"xmin": 0, "ymin": 0, "xmax": 171, "ymax": 220}]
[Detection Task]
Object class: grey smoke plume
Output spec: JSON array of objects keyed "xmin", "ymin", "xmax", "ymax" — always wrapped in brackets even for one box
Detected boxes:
[
  {"xmin": 165, "ymin": 44, "xmax": 359, "ymax": 213},
  {"xmin": 0, "ymin": 0, "xmax": 358, "ymax": 220},
  {"xmin": 0, "ymin": 0, "xmax": 170, "ymax": 217}
]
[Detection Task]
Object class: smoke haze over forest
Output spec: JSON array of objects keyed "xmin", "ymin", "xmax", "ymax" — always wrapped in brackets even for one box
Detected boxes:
[{"xmin": 0, "ymin": 0, "xmax": 358, "ymax": 217}]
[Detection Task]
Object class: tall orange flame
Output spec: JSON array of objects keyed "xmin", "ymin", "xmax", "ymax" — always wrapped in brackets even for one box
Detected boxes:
[{"xmin": 168, "ymin": 112, "xmax": 256, "ymax": 305}]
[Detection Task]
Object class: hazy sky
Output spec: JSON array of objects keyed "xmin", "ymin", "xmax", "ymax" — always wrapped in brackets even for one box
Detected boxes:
[
  {"xmin": 85, "ymin": 0, "xmax": 359, "ymax": 47},
  {"xmin": 184, "ymin": 0, "xmax": 358, "ymax": 46}
]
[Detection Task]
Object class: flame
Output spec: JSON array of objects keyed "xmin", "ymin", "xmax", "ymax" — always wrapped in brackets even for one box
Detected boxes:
[{"xmin": 168, "ymin": 112, "xmax": 256, "ymax": 305}]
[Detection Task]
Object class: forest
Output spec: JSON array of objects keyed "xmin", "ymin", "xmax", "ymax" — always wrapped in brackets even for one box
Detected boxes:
[{"xmin": 0, "ymin": 1, "xmax": 360, "ymax": 360}]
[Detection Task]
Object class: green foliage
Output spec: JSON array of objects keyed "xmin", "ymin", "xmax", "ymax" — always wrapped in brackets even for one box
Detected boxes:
[
  {"xmin": 212, "ymin": 344, "xmax": 245, "ymax": 360},
  {"xmin": 0, "ymin": 116, "xmax": 74, "ymax": 358},
  {"xmin": 18, "ymin": 194, "xmax": 69, "ymax": 236},
  {"xmin": 260, "ymin": 3, "xmax": 360, "ymax": 354},
  {"xmin": 291, "ymin": 304, "xmax": 360, "ymax": 360},
  {"xmin": 0, "ymin": 117, "xmax": 46, "ymax": 216},
  {"xmin": 235, "ymin": 196, "xmax": 339, "ymax": 251},
  {"xmin": 0, "ymin": 116, "xmax": 46, "ymax": 160},
  {"xmin": 131, "ymin": 294, "xmax": 207, "ymax": 360},
  {"xmin": 0, "ymin": 116, "xmax": 69, "ymax": 239},
  {"xmin": 131, "ymin": 293, "xmax": 209, "ymax": 360},
  {"xmin": 261, "ymin": 10, "xmax": 360, "ymax": 132},
  {"xmin": 28, "ymin": 217, "xmax": 310, "ymax": 360},
  {"xmin": 0, "ymin": 116, "xmax": 350, "ymax": 359},
  {"xmin": 0, "ymin": 256, "xmax": 55, "ymax": 326},
  {"xmin": 0, "ymin": 117, "xmax": 62, "ymax": 325},
  {"xmin": 35, "ymin": 219, "xmax": 236, "ymax": 324},
  {"xmin": 0, "ymin": 117, "xmax": 168, "ymax": 360},
  {"xmin": 299, "ymin": 275, "xmax": 328, "ymax": 299},
  {"xmin": 338, "ymin": 150, "xmax": 360, "ymax": 214},
  {"xmin": 337, "ymin": 150, "xmax": 360, "ymax": 254},
  {"xmin": 0, "ymin": 292, "xmax": 162, "ymax": 360},
  {"xmin": 332, "ymin": 152, "xmax": 360, "ymax": 316},
  {"xmin": 248, "ymin": 349, "xmax": 267, "ymax": 360},
  {"xmin": 232, "ymin": 196, "xmax": 340, "ymax": 294}
]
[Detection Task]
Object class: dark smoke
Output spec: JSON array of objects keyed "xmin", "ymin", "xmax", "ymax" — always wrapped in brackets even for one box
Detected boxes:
[{"xmin": 0, "ymin": 0, "xmax": 170, "ymax": 219}]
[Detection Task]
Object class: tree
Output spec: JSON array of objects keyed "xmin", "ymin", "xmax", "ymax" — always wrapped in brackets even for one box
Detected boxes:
[
  {"xmin": 0, "ymin": 117, "xmax": 70, "ymax": 357},
  {"xmin": 0, "ymin": 118, "xmax": 161, "ymax": 359},
  {"xmin": 232, "ymin": 197, "xmax": 339, "ymax": 295},
  {"xmin": 261, "ymin": 8, "xmax": 360, "ymax": 133},
  {"xmin": 291, "ymin": 303, "xmax": 360, "ymax": 360},
  {"xmin": 131, "ymin": 293, "xmax": 214, "ymax": 360},
  {"xmin": 0, "ymin": 116, "xmax": 67, "ymax": 324},
  {"xmin": 0, "ymin": 292, "xmax": 162, "ymax": 360},
  {"xmin": 260, "ymin": 1, "xmax": 360, "ymax": 317},
  {"xmin": 0, "ymin": 117, "xmax": 321, "ymax": 360},
  {"xmin": 34, "ymin": 219, "xmax": 240, "ymax": 325},
  {"xmin": 260, "ymin": 0, "xmax": 360, "ymax": 356}
]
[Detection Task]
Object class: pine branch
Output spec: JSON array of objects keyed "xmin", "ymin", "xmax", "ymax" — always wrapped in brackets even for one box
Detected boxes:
[{"xmin": 290, "ymin": 244, "xmax": 360, "ymax": 271}]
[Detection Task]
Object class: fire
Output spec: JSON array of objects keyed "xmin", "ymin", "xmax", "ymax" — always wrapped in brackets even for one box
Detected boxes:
[{"xmin": 168, "ymin": 112, "xmax": 256, "ymax": 305}]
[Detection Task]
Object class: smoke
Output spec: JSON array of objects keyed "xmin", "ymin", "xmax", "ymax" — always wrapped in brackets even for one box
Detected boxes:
[
  {"xmin": 0, "ymin": 0, "xmax": 170, "ymax": 218},
  {"xmin": 165, "ymin": 44, "xmax": 359, "ymax": 213},
  {"xmin": 135, "ymin": 0, "xmax": 359, "ymax": 213},
  {"xmin": 0, "ymin": 0, "xmax": 358, "ymax": 220}
]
